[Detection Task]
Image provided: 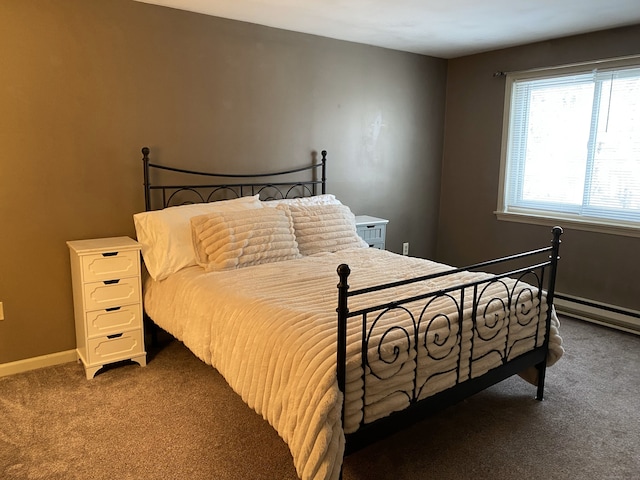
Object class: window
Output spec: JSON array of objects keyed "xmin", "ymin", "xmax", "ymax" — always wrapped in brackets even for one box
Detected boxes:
[{"xmin": 497, "ymin": 57, "xmax": 640, "ymax": 236}]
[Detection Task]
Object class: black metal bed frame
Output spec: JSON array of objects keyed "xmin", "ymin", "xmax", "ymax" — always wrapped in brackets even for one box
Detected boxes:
[{"xmin": 140, "ymin": 146, "xmax": 563, "ymax": 474}]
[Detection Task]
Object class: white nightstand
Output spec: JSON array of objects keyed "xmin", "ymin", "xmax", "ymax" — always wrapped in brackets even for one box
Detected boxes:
[
  {"xmin": 67, "ymin": 236, "xmax": 146, "ymax": 379},
  {"xmin": 355, "ymin": 215, "xmax": 389, "ymax": 250}
]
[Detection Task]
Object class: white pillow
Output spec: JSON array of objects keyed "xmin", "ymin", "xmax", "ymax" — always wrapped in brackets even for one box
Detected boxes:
[
  {"xmin": 191, "ymin": 207, "xmax": 301, "ymax": 271},
  {"xmin": 133, "ymin": 195, "xmax": 262, "ymax": 280},
  {"xmin": 285, "ymin": 203, "xmax": 369, "ymax": 255},
  {"xmin": 261, "ymin": 194, "xmax": 341, "ymax": 208}
]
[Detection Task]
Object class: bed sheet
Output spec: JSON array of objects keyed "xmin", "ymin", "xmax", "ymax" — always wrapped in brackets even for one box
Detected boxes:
[{"xmin": 143, "ymin": 248, "xmax": 563, "ymax": 480}]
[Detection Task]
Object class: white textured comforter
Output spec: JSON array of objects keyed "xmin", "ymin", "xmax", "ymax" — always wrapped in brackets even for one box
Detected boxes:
[{"xmin": 143, "ymin": 248, "xmax": 563, "ymax": 480}]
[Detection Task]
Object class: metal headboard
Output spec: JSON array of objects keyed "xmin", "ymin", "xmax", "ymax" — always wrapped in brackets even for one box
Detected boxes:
[{"xmin": 141, "ymin": 147, "xmax": 327, "ymax": 211}]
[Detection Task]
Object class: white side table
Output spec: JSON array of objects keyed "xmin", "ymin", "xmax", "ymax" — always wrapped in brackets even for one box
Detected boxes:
[
  {"xmin": 67, "ymin": 236, "xmax": 146, "ymax": 379},
  {"xmin": 355, "ymin": 215, "xmax": 389, "ymax": 250}
]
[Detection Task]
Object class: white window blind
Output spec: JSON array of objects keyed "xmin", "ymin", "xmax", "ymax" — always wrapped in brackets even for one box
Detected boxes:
[{"xmin": 500, "ymin": 60, "xmax": 640, "ymax": 233}]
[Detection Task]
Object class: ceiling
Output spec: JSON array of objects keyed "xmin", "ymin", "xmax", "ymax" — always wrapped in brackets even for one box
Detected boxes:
[{"xmin": 134, "ymin": 0, "xmax": 640, "ymax": 58}]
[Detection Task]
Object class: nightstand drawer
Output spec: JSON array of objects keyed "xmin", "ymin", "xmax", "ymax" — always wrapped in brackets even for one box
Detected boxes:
[
  {"xmin": 365, "ymin": 240, "xmax": 385, "ymax": 250},
  {"xmin": 356, "ymin": 224, "xmax": 386, "ymax": 243},
  {"xmin": 86, "ymin": 305, "xmax": 142, "ymax": 338},
  {"xmin": 83, "ymin": 277, "xmax": 141, "ymax": 311},
  {"xmin": 81, "ymin": 250, "xmax": 139, "ymax": 283},
  {"xmin": 86, "ymin": 330, "xmax": 144, "ymax": 365},
  {"xmin": 355, "ymin": 216, "xmax": 388, "ymax": 250}
]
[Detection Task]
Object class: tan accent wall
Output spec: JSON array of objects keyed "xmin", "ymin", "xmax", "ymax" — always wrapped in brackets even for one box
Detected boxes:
[
  {"xmin": 0, "ymin": 0, "xmax": 446, "ymax": 363},
  {"xmin": 439, "ymin": 24, "xmax": 640, "ymax": 311}
]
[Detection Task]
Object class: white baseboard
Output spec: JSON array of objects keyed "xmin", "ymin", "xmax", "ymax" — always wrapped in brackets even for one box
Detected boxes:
[
  {"xmin": 555, "ymin": 292, "xmax": 640, "ymax": 335},
  {"xmin": 0, "ymin": 350, "xmax": 77, "ymax": 378}
]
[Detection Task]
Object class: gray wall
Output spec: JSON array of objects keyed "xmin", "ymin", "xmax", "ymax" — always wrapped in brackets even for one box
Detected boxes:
[
  {"xmin": 0, "ymin": 0, "xmax": 446, "ymax": 363},
  {"xmin": 439, "ymin": 24, "xmax": 640, "ymax": 311}
]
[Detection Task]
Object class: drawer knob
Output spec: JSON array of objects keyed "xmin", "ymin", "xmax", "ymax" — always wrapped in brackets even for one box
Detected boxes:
[
  {"xmin": 103, "ymin": 279, "xmax": 120, "ymax": 285},
  {"xmin": 107, "ymin": 333, "xmax": 124, "ymax": 339},
  {"xmin": 102, "ymin": 252, "xmax": 119, "ymax": 257},
  {"xmin": 105, "ymin": 306, "xmax": 122, "ymax": 312}
]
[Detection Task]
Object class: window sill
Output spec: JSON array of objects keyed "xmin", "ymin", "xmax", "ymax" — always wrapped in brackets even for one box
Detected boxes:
[{"xmin": 495, "ymin": 211, "xmax": 640, "ymax": 238}]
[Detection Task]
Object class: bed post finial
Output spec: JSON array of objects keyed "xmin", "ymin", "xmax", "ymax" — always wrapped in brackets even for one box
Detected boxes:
[
  {"xmin": 321, "ymin": 150, "xmax": 327, "ymax": 194},
  {"xmin": 336, "ymin": 263, "xmax": 350, "ymax": 425},
  {"xmin": 142, "ymin": 147, "xmax": 151, "ymax": 211},
  {"xmin": 551, "ymin": 225, "xmax": 563, "ymax": 239}
]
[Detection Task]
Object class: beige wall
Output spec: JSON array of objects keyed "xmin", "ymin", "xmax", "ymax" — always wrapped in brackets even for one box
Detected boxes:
[
  {"xmin": 439, "ymin": 24, "xmax": 640, "ymax": 311},
  {"xmin": 0, "ymin": 1, "xmax": 446, "ymax": 363}
]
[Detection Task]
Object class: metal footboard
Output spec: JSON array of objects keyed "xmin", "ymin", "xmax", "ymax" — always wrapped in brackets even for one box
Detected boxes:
[{"xmin": 337, "ymin": 226, "xmax": 562, "ymax": 454}]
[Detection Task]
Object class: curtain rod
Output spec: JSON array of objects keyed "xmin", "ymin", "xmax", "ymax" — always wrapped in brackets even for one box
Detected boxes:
[{"xmin": 493, "ymin": 53, "xmax": 640, "ymax": 78}]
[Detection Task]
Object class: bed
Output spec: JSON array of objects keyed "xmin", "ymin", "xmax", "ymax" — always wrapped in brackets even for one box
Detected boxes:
[{"xmin": 134, "ymin": 147, "xmax": 564, "ymax": 480}]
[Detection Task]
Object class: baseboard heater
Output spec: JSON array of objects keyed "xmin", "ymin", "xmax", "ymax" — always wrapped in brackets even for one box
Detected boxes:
[{"xmin": 554, "ymin": 292, "xmax": 640, "ymax": 335}]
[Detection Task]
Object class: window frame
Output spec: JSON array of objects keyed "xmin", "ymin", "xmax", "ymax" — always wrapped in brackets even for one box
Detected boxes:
[{"xmin": 496, "ymin": 55, "xmax": 640, "ymax": 238}]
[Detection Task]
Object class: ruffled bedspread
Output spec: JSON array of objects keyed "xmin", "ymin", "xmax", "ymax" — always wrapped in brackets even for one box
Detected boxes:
[{"xmin": 144, "ymin": 248, "xmax": 563, "ymax": 480}]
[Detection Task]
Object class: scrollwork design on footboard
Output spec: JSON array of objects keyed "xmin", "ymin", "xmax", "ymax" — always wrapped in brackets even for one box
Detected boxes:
[
  {"xmin": 470, "ymin": 269, "xmax": 545, "ymax": 377},
  {"xmin": 360, "ymin": 293, "xmax": 464, "ymax": 423},
  {"xmin": 350, "ymin": 264, "xmax": 551, "ymax": 427},
  {"xmin": 508, "ymin": 270, "xmax": 546, "ymax": 359},
  {"xmin": 338, "ymin": 227, "xmax": 563, "ymax": 457},
  {"xmin": 415, "ymin": 294, "xmax": 463, "ymax": 399},
  {"xmin": 471, "ymin": 279, "xmax": 511, "ymax": 373},
  {"xmin": 510, "ymin": 270, "xmax": 543, "ymax": 328},
  {"xmin": 366, "ymin": 305, "xmax": 414, "ymax": 382}
]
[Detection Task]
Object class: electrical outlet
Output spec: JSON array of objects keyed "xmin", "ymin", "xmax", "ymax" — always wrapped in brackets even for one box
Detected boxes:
[
  {"xmin": 402, "ymin": 242, "xmax": 409, "ymax": 256},
  {"xmin": 0, "ymin": 302, "xmax": 4, "ymax": 321}
]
